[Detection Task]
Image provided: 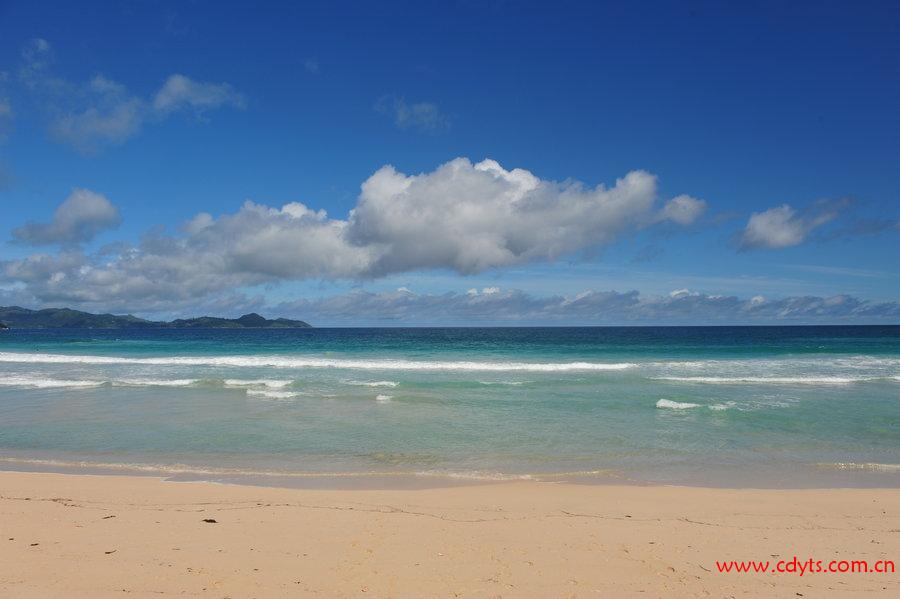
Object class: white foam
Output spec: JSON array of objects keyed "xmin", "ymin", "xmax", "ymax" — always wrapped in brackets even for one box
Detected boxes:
[
  {"xmin": 223, "ymin": 379, "xmax": 293, "ymax": 388},
  {"xmin": 0, "ymin": 351, "xmax": 635, "ymax": 372},
  {"xmin": 0, "ymin": 377, "xmax": 301, "ymax": 390},
  {"xmin": 245, "ymin": 389, "xmax": 299, "ymax": 399},
  {"xmin": 115, "ymin": 378, "xmax": 199, "ymax": 387},
  {"xmin": 655, "ymin": 399, "xmax": 700, "ymax": 410},
  {"xmin": 655, "ymin": 356, "xmax": 900, "ymax": 371},
  {"xmin": 655, "ymin": 376, "xmax": 862, "ymax": 385},
  {"xmin": 817, "ymin": 462, "xmax": 900, "ymax": 473},
  {"xmin": 0, "ymin": 376, "xmax": 106, "ymax": 389},
  {"xmin": 0, "ymin": 456, "xmax": 609, "ymax": 482},
  {"xmin": 413, "ymin": 469, "xmax": 535, "ymax": 481},
  {"xmin": 375, "ymin": 394, "xmax": 393, "ymax": 403},
  {"xmin": 348, "ymin": 380, "xmax": 399, "ymax": 387}
]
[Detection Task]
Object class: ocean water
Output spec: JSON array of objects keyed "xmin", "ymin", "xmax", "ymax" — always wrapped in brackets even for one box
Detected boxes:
[{"xmin": 0, "ymin": 326, "xmax": 898, "ymax": 488}]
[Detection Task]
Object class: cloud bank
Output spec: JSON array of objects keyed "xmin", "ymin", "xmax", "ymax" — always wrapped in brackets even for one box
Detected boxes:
[
  {"xmin": 19, "ymin": 39, "xmax": 244, "ymax": 152},
  {"xmin": 2, "ymin": 158, "xmax": 705, "ymax": 310},
  {"xmin": 278, "ymin": 287, "xmax": 900, "ymax": 325}
]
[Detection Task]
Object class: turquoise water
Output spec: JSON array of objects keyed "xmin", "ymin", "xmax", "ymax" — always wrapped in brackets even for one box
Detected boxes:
[{"xmin": 0, "ymin": 326, "xmax": 898, "ymax": 487}]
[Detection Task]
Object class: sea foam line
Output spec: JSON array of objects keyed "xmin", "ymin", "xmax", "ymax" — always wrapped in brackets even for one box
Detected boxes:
[
  {"xmin": 223, "ymin": 379, "xmax": 294, "ymax": 388},
  {"xmin": 653, "ymin": 356, "xmax": 900, "ymax": 370},
  {"xmin": 652, "ymin": 376, "xmax": 894, "ymax": 385},
  {"xmin": 0, "ymin": 456, "xmax": 613, "ymax": 482},
  {"xmin": 0, "ymin": 376, "xmax": 296, "ymax": 391},
  {"xmin": 347, "ymin": 380, "xmax": 399, "ymax": 387},
  {"xmin": 0, "ymin": 376, "xmax": 107, "ymax": 389},
  {"xmin": 246, "ymin": 388, "xmax": 302, "ymax": 399},
  {"xmin": 816, "ymin": 462, "xmax": 900, "ymax": 473},
  {"xmin": 0, "ymin": 351, "xmax": 635, "ymax": 372}
]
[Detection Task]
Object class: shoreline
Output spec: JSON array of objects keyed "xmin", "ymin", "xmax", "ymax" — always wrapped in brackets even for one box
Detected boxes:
[
  {"xmin": 2, "ymin": 470, "xmax": 897, "ymax": 597},
  {"xmin": 3, "ymin": 453, "xmax": 900, "ymax": 491}
]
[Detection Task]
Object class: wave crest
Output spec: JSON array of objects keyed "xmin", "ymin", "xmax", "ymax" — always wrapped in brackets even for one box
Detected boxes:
[
  {"xmin": 655, "ymin": 399, "xmax": 700, "ymax": 410},
  {"xmin": 654, "ymin": 376, "xmax": 884, "ymax": 385},
  {"xmin": 0, "ymin": 351, "xmax": 635, "ymax": 372}
]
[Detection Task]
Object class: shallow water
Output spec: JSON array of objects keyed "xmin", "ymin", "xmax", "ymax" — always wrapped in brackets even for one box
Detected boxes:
[{"xmin": 0, "ymin": 326, "xmax": 898, "ymax": 487}]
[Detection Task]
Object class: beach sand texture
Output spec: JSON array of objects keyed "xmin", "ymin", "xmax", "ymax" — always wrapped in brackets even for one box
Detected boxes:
[{"xmin": 1, "ymin": 471, "xmax": 897, "ymax": 598}]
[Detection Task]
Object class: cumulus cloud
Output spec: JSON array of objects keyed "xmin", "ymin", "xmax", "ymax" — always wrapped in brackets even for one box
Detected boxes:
[
  {"xmin": 12, "ymin": 189, "xmax": 121, "ymax": 245},
  {"xmin": 274, "ymin": 287, "xmax": 900, "ymax": 325},
  {"xmin": 1, "ymin": 158, "xmax": 705, "ymax": 309},
  {"xmin": 375, "ymin": 95, "xmax": 451, "ymax": 133},
  {"xmin": 740, "ymin": 202, "xmax": 838, "ymax": 249},
  {"xmin": 739, "ymin": 198, "xmax": 899, "ymax": 250},
  {"xmin": 350, "ymin": 158, "xmax": 704, "ymax": 275},
  {"xmin": 659, "ymin": 194, "xmax": 707, "ymax": 225},
  {"xmin": 18, "ymin": 39, "xmax": 244, "ymax": 152}
]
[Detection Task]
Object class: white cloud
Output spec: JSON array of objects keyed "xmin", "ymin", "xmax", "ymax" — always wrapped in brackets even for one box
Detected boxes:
[
  {"xmin": 50, "ymin": 76, "xmax": 145, "ymax": 149},
  {"xmin": 12, "ymin": 188, "xmax": 121, "ymax": 245},
  {"xmin": 349, "ymin": 158, "xmax": 699, "ymax": 275},
  {"xmin": 740, "ymin": 203, "xmax": 836, "ymax": 249},
  {"xmin": 152, "ymin": 74, "xmax": 245, "ymax": 114},
  {"xmin": 2, "ymin": 158, "xmax": 705, "ymax": 310},
  {"xmin": 19, "ymin": 39, "xmax": 244, "ymax": 152},
  {"xmin": 376, "ymin": 95, "xmax": 450, "ymax": 133},
  {"xmin": 659, "ymin": 194, "xmax": 707, "ymax": 225}
]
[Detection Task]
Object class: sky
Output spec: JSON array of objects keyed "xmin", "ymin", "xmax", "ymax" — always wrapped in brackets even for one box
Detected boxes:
[{"xmin": 0, "ymin": 0, "xmax": 898, "ymax": 325}]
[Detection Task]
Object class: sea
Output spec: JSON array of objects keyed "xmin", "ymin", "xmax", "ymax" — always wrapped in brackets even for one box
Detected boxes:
[{"xmin": 0, "ymin": 326, "xmax": 898, "ymax": 488}]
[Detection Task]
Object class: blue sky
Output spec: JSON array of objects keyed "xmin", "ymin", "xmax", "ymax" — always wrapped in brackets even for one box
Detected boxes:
[{"xmin": 0, "ymin": 0, "xmax": 898, "ymax": 324}]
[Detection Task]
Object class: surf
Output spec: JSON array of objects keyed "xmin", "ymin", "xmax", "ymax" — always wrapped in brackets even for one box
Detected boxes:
[{"xmin": 0, "ymin": 351, "xmax": 636, "ymax": 372}]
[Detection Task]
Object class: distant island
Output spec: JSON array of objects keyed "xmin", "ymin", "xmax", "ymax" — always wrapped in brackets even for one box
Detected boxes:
[{"xmin": 0, "ymin": 307, "xmax": 311, "ymax": 329}]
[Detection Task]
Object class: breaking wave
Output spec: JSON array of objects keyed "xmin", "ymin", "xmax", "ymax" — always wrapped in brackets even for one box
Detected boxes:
[
  {"xmin": 655, "ymin": 399, "xmax": 701, "ymax": 410},
  {"xmin": 245, "ymin": 388, "xmax": 302, "ymax": 399},
  {"xmin": 0, "ymin": 351, "xmax": 636, "ymax": 372},
  {"xmin": 653, "ymin": 376, "xmax": 895, "ymax": 385}
]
